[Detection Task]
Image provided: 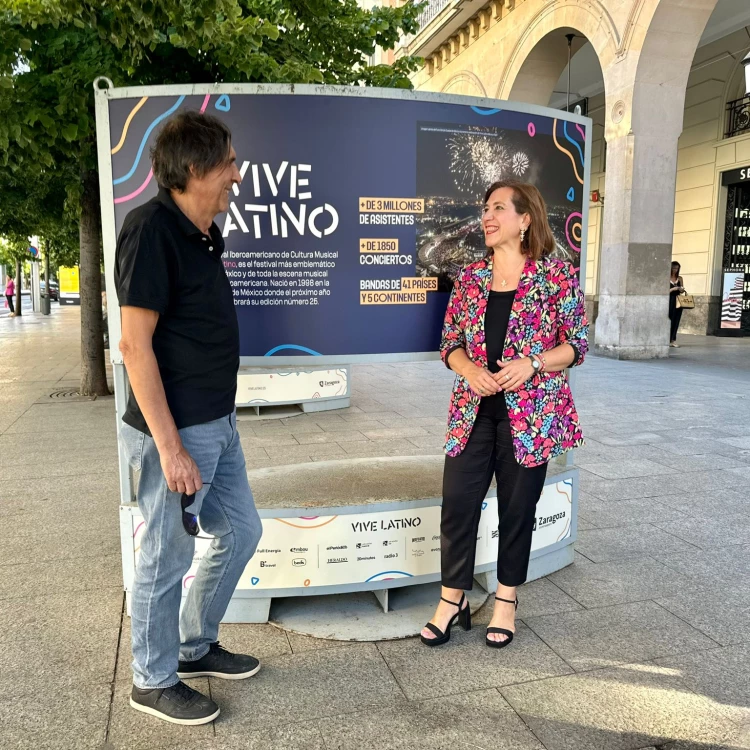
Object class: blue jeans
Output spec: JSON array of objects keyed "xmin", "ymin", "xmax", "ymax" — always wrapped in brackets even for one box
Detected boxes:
[{"xmin": 121, "ymin": 411, "xmax": 262, "ymax": 689}]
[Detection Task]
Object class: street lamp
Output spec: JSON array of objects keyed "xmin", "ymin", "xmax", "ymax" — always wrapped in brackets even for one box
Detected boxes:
[
  {"xmin": 743, "ymin": 51, "xmax": 750, "ymax": 97},
  {"xmin": 566, "ymin": 33, "xmax": 576, "ymax": 112}
]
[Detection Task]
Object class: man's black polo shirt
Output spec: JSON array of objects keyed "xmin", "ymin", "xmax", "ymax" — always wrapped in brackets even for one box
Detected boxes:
[{"xmin": 115, "ymin": 189, "xmax": 239, "ymax": 435}]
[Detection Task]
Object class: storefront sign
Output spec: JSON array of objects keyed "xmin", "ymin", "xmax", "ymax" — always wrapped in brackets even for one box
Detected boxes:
[{"xmin": 722, "ymin": 167, "xmax": 750, "ymax": 185}]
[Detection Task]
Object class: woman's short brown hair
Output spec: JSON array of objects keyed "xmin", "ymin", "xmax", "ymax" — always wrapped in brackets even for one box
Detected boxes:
[
  {"xmin": 151, "ymin": 111, "xmax": 233, "ymax": 192},
  {"xmin": 483, "ymin": 180, "xmax": 555, "ymax": 261}
]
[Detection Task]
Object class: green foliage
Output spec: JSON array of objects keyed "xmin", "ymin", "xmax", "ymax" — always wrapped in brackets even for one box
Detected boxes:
[
  {"xmin": 0, "ymin": 0, "xmax": 423, "ymax": 388},
  {"xmin": 2, "ymin": 0, "xmax": 423, "ymax": 86},
  {"xmin": 0, "ymin": 164, "xmax": 79, "ymax": 271},
  {"xmin": 0, "ymin": 235, "xmax": 29, "ymax": 266},
  {"xmin": 40, "ymin": 214, "xmax": 80, "ymax": 270},
  {"xmin": 0, "ymin": 0, "xmax": 424, "ymax": 248}
]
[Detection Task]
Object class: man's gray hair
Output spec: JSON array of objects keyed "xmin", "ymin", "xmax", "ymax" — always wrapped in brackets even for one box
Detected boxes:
[{"xmin": 151, "ymin": 111, "xmax": 232, "ymax": 192}]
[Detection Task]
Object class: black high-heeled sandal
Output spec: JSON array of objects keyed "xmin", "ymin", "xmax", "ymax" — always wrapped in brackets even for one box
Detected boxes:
[
  {"xmin": 486, "ymin": 595, "xmax": 518, "ymax": 649},
  {"xmin": 420, "ymin": 593, "xmax": 472, "ymax": 647}
]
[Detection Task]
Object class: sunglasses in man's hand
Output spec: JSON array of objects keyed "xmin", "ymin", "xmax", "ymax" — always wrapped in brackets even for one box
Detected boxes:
[{"xmin": 181, "ymin": 493, "xmax": 200, "ymax": 537}]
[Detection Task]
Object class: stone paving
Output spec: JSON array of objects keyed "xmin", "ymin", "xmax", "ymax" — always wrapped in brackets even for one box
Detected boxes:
[{"xmin": 1, "ymin": 306, "xmax": 749, "ymax": 749}]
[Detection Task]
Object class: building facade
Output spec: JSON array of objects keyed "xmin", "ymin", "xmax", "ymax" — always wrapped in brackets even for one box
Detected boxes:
[{"xmin": 397, "ymin": 0, "xmax": 750, "ymax": 357}]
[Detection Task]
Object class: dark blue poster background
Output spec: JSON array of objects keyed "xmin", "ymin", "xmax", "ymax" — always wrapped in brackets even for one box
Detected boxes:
[{"xmin": 109, "ymin": 91, "xmax": 588, "ymax": 361}]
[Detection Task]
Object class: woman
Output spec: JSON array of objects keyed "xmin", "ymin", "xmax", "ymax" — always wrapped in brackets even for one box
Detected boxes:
[
  {"xmin": 420, "ymin": 180, "xmax": 588, "ymax": 649},
  {"xmin": 668, "ymin": 261, "xmax": 685, "ymax": 348},
  {"xmin": 5, "ymin": 275, "xmax": 15, "ymax": 316}
]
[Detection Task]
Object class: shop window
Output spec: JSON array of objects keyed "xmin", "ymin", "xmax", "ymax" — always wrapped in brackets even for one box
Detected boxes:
[{"xmin": 719, "ymin": 182, "xmax": 750, "ymax": 334}]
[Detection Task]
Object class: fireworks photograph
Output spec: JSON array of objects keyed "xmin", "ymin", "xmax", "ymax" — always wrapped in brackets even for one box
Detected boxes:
[{"xmin": 416, "ymin": 119, "xmax": 586, "ymax": 291}]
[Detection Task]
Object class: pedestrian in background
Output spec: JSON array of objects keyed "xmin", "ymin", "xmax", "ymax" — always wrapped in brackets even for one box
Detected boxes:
[
  {"xmin": 5, "ymin": 275, "xmax": 15, "ymax": 315},
  {"xmin": 669, "ymin": 261, "xmax": 685, "ymax": 348},
  {"xmin": 421, "ymin": 180, "xmax": 588, "ymax": 650},
  {"xmin": 101, "ymin": 290, "xmax": 109, "ymax": 349}
]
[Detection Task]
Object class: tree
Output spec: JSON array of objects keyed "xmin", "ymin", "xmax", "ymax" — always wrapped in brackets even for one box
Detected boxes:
[{"xmin": 0, "ymin": 0, "xmax": 423, "ymax": 395}]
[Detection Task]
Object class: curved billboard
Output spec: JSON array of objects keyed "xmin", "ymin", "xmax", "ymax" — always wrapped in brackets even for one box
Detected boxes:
[{"xmin": 103, "ymin": 85, "xmax": 590, "ymax": 364}]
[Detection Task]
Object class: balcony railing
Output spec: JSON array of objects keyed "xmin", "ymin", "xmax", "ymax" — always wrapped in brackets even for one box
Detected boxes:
[
  {"xmin": 726, "ymin": 95, "xmax": 750, "ymax": 139},
  {"xmin": 399, "ymin": 0, "xmax": 453, "ymax": 53},
  {"xmin": 417, "ymin": 0, "xmax": 452, "ymax": 29}
]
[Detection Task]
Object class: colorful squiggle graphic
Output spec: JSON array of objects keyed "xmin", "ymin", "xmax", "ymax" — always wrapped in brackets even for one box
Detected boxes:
[
  {"xmin": 111, "ymin": 96, "xmax": 148, "ymax": 155},
  {"xmin": 114, "ymin": 169, "xmax": 153, "ymax": 205},
  {"xmin": 471, "ymin": 106, "xmax": 502, "ymax": 116},
  {"xmin": 565, "ymin": 211, "xmax": 583, "ymax": 253},
  {"xmin": 113, "ymin": 96, "xmax": 186, "ymax": 185},
  {"xmin": 552, "ymin": 119, "xmax": 583, "ymax": 185},
  {"xmin": 133, "ymin": 521, "xmax": 146, "ymax": 554},
  {"xmin": 555, "ymin": 480, "xmax": 573, "ymax": 542},
  {"xmin": 264, "ymin": 344, "xmax": 323, "ymax": 356},
  {"xmin": 563, "ymin": 121, "xmax": 584, "ymax": 168},
  {"xmin": 335, "ymin": 369, "xmax": 347, "ymax": 396},
  {"xmin": 273, "ymin": 516, "xmax": 339, "ymax": 529},
  {"xmin": 366, "ymin": 571, "xmax": 413, "ymax": 582},
  {"xmin": 113, "ymin": 95, "xmax": 212, "ymax": 204}
]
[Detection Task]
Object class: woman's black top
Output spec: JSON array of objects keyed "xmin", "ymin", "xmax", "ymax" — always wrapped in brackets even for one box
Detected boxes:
[
  {"xmin": 480, "ymin": 289, "xmax": 515, "ymax": 417},
  {"xmin": 485, "ymin": 289, "xmax": 515, "ymax": 373}
]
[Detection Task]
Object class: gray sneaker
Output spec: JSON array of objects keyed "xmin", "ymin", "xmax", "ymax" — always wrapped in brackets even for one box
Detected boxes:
[
  {"xmin": 178, "ymin": 641, "xmax": 260, "ymax": 680},
  {"xmin": 130, "ymin": 681, "xmax": 220, "ymax": 725}
]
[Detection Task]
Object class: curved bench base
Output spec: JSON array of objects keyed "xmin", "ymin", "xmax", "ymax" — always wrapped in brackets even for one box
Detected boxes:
[{"xmin": 122, "ymin": 456, "xmax": 579, "ymax": 633}]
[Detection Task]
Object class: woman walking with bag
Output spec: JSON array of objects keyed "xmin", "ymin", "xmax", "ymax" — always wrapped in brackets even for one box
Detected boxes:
[
  {"xmin": 420, "ymin": 180, "xmax": 588, "ymax": 649},
  {"xmin": 669, "ymin": 261, "xmax": 686, "ymax": 347}
]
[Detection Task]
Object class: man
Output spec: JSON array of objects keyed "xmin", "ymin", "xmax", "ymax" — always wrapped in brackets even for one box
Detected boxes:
[{"xmin": 116, "ymin": 111, "xmax": 262, "ymax": 725}]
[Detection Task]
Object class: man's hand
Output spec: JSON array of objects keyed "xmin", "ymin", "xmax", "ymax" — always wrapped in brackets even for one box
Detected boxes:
[
  {"xmin": 121, "ymin": 305, "xmax": 195, "ymax": 490},
  {"xmin": 159, "ymin": 442, "xmax": 203, "ymax": 495}
]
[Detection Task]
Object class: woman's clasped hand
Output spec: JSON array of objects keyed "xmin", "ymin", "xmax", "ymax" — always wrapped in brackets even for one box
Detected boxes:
[{"xmin": 465, "ymin": 358, "xmax": 536, "ymax": 396}]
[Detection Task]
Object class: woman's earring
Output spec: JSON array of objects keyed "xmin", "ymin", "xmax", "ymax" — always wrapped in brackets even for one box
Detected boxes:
[{"xmin": 520, "ymin": 226, "xmax": 526, "ymax": 243}]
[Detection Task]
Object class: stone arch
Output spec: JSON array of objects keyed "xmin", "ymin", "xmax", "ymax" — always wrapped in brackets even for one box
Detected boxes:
[
  {"xmin": 504, "ymin": 29, "xmax": 593, "ymax": 106},
  {"xmin": 440, "ymin": 71, "xmax": 487, "ymax": 98},
  {"xmin": 627, "ymin": 0, "xmax": 721, "ymax": 138},
  {"xmin": 496, "ymin": 1, "xmax": 618, "ymax": 102}
]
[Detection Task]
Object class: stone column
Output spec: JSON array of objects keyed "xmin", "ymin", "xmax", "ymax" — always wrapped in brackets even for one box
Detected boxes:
[
  {"xmin": 594, "ymin": 121, "xmax": 681, "ymax": 359},
  {"xmin": 594, "ymin": 0, "xmax": 717, "ymax": 359}
]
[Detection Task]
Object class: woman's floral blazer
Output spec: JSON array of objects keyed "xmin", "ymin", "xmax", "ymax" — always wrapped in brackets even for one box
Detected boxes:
[{"xmin": 440, "ymin": 255, "xmax": 589, "ymax": 467}]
